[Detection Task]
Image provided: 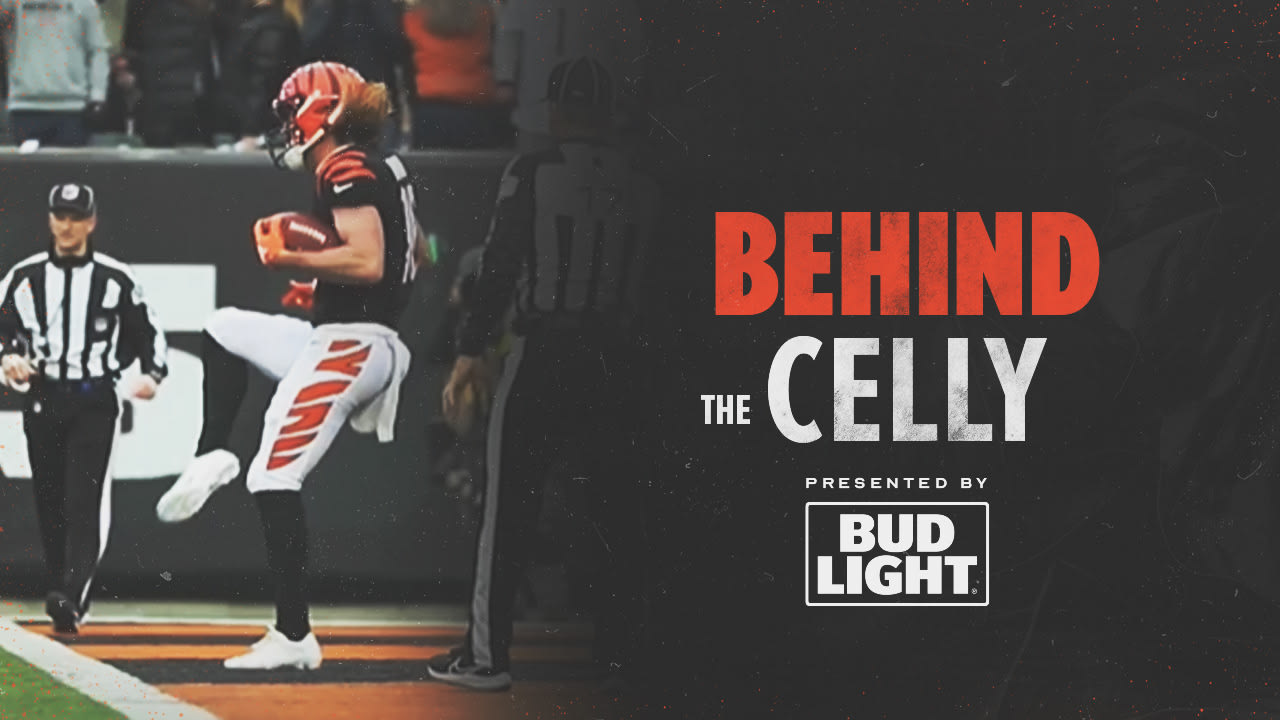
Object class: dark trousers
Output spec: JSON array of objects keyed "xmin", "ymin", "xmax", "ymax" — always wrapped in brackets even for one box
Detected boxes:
[
  {"xmin": 8, "ymin": 110, "xmax": 88, "ymax": 147},
  {"xmin": 138, "ymin": 101, "xmax": 209, "ymax": 148},
  {"xmin": 464, "ymin": 332, "xmax": 651, "ymax": 672},
  {"xmin": 23, "ymin": 381, "xmax": 119, "ymax": 614}
]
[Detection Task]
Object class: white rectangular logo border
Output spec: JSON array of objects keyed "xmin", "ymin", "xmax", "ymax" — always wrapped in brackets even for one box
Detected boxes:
[{"xmin": 804, "ymin": 501, "xmax": 991, "ymax": 608}]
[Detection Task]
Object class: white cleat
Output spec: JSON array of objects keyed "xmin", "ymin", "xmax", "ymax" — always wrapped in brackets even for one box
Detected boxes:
[
  {"xmin": 223, "ymin": 627, "xmax": 322, "ymax": 670},
  {"xmin": 155, "ymin": 449, "xmax": 240, "ymax": 523}
]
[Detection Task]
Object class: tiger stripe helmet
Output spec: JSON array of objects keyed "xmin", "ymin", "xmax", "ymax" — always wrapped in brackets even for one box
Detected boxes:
[{"xmin": 268, "ymin": 62, "xmax": 366, "ymax": 171}]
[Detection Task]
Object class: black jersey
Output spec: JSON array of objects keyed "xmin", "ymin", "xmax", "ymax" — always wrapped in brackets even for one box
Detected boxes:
[
  {"xmin": 311, "ymin": 145, "xmax": 420, "ymax": 328},
  {"xmin": 457, "ymin": 141, "xmax": 660, "ymax": 356}
]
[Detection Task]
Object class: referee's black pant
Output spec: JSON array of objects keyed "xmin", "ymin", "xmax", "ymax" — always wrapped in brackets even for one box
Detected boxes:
[
  {"xmin": 463, "ymin": 330, "xmax": 653, "ymax": 673},
  {"xmin": 24, "ymin": 379, "xmax": 119, "ymax": 614}
]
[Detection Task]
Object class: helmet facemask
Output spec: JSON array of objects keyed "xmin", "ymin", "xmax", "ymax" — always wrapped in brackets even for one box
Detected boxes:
[
  {"xmin": 270, "ymin": 62, "xmax": 365, "ymax": 171},
  {"xmin": 267, "ymin": 91, "xmax": 344, "ymax": 171}
]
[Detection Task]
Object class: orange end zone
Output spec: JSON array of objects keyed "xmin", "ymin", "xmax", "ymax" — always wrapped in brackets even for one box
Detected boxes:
[
  {"xmin": 24, "ymin": 620, "xmax": 610, "ymax": 720},
  {"xmin": 22, "ymin": 623, "xmax": 452, "ymax": 639},
  {"xmin": 158, "ymin": 682, "xmax": 640, "ymax": 720}
]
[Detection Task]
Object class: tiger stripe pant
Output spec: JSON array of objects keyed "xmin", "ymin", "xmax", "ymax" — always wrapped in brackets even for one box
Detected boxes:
[{"xmin": 204, "ymin": 308, "xmax": 397, "ymax": 493}]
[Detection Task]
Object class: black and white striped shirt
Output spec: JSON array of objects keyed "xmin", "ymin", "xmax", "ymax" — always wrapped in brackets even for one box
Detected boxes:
[{"xmin": 0, "ymin": 249, "xmax": 167, "ymax": 383}]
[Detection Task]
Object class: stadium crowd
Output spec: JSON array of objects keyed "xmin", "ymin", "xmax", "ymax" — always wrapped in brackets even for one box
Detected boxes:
[{"xmin": 0, "ymin": 0, "xmax": 513, "ymax": 150}]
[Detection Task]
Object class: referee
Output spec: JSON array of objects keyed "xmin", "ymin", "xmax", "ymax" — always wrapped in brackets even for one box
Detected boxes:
[
  {"xmin": 0, "ymin": 183, "xmax": 168, "ymax": 633},
  {"xmin": 434, "ymin": 57, "xmax": 660, "ymax": 690}
]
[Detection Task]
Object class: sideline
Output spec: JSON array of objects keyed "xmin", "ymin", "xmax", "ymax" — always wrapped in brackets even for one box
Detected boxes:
[{"xmin": 0, "ymin": 617, "xmax": 221, "ymax": 720}]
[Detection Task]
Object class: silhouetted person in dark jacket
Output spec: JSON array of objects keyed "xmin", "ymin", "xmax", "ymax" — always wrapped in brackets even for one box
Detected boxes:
[
  {"xmin": 221, "ymin": 0, "xmax": 299, "ymax": 150},
  {"xmin": 122, "ymin": 0, "xmax": 217, "ymax": 147},
  {"xmin": 300, "ymin": 0, "xmax": 406, "ymax": 147}
]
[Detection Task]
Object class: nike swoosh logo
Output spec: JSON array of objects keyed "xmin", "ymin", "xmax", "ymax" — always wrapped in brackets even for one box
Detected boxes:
[{"xmin": 334, "ymin": 182, "xmax": 354, "ymax": 194}]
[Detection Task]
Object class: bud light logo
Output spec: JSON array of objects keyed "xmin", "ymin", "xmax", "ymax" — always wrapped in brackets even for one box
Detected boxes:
[{"xmin": 806, "ymin": 502, "xmax": 989, "ymax": 606}]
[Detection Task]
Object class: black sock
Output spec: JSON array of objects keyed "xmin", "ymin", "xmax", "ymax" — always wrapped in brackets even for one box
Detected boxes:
[
  {"xmin": 196, "ymin": 331, "xmax": 248, "ymax": 456},
  {"xmin": 255, "ymin": 491, "xmax": 311, "ymax": 642}
]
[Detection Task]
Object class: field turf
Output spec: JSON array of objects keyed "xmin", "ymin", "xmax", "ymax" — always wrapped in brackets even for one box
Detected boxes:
[{"xmin": 0, "ymin": 646, "xmax": 124, "ymax": 720}]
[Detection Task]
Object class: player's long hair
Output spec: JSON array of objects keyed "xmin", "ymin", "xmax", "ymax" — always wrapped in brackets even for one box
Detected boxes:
[
  {"xmin": 281, "ymin": 0, "xmax": 304, "ymax": 25},
  {"xmin": 332, "ymin": 81, "xmax": 392, "ymax": 147}
]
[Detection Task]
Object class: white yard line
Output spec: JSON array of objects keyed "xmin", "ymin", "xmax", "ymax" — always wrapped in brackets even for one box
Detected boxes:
[{"xmin": 0, "ymin": 617, "xmax": 221, "ymax": 720}]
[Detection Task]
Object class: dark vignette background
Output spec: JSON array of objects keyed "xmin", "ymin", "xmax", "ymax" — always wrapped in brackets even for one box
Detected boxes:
[
  {"xmin": 631, "ymin": 1, "xmax": 1280, "ymax": 717},
  {"xmin": 0, "ymin": 1, "xmax": 1275, "ymax": 717}
]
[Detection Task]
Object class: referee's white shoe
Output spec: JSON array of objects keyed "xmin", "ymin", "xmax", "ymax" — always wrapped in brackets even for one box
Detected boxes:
[
  {"xmin": 224, "ymin": 627, "xmax": 322, "ymax": 670},
  {"xmin": 155, "ymin": 449, "xmax": 240, "ymax": 523}
]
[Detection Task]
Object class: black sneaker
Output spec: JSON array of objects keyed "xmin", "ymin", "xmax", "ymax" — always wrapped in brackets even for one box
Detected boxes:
[
  {"xmin": 426, "ymin": 646, "xmax": 467, "ymax": 674},
  {"xmin": 45, "ymin": 591, "xmax": 80, "ymax": 634},
  {"xmin": 427, "ymin": 654, "xmax": 512, "ymax": 691}
]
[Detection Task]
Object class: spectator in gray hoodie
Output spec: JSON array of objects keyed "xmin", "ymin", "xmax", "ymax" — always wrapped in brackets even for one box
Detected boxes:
[{"xmin": 0, "ymin": 0, "xmax": 109, "ymax": 147}]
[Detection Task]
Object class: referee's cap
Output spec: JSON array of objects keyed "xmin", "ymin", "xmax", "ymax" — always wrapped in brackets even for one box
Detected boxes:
[
  {"xmin": 48, "ymin": 183, "xmax": 96, "ymax": 217},
  {"xmin": 546, "ymin": 56, "xmax": 613, "ymax": 108}
]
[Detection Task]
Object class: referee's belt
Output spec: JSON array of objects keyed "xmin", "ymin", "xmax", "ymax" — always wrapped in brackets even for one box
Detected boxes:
[{"xmin": 36, "ymin": 377, "xmax": 115, "ymax": 393}]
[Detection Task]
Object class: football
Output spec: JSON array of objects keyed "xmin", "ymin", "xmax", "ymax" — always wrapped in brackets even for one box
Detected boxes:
[{"xmin": 266, "ymin": 211, "xmax": 341, "ymax": 252}]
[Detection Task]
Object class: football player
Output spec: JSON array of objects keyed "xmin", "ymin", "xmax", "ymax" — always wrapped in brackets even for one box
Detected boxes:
[{"xmin": 155, "ymin": 61, "xmax": 424, "ymax": 670}]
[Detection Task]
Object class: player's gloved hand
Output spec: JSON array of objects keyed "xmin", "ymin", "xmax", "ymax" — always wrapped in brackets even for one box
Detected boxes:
[
  {"xmin": 281, "ymin": 280, "xmax": 316, "ymax": 312},
  {"xmin": 254, "ymin": 215, "xmax": 285, "ymax": 267},
  {"xmin": 1, "ymin": 354, "xmax": 35, "ymax": 392}
]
